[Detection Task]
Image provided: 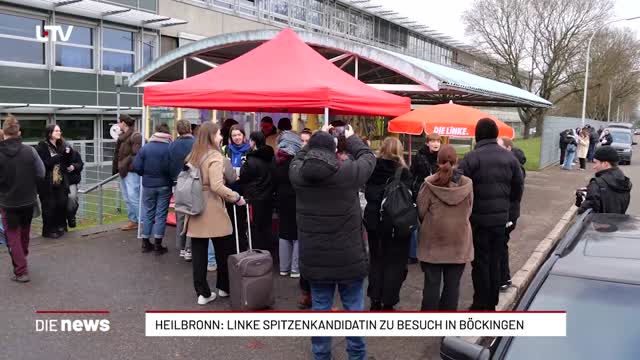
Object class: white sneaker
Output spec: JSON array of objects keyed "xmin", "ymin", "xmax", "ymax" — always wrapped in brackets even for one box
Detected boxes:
[
  {"xmin": 279, "ymin": 271, "xmax": 289, "ymax": 276},
  {"xmin": 207, "ymin": 264, "xmax": 218, "ymax": 272},
  {"xmin": 179, "ymin": 250, "xmax": 186, "ymax": 258},
  {"xmin": 197, "ymin": 293, "xmax": 217, "ymax": 305},
  {"xmin": 184, "ymin": 251, "xmax": 192, "ymax": 262},
  {"xmin": 218, "ymin": 290, "xmax": 229, "ymax": 298},
  {"xmin": 290, "ymin": 272, "xmax": 300, "ymax": 278}
]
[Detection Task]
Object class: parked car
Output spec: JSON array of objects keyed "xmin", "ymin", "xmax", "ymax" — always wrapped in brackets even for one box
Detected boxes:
[
  {"xmin": 441, "ymin": 212, "xmax": 640, "ymax": 360},
  {"xmin": 634, "ymin": 129, "xmax": 640, "ymax": 135},
  {"xmin": 608, "ymin": 122, "xmax": 633, "ymax": 130},
  {"xmin": 605, "ymin": 127, "xmax": 635, "ymax": 165}
]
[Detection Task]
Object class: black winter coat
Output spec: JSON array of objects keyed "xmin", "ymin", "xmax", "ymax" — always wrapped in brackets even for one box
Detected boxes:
[
  {"xmin": 36, "ymin": 140, "xmax": 72, "ymax": 194},
  {"xmin": 66, "ymin": 147, "xmax": 84, "ymax": 185},
  {"xmin": 273, "ymin": 153, "xmax": 297, "ymax": 240},
  {"xmin": 238, "ymin": 145, "xmax": 275, "ymax": 201},
  {"xmin": 0, "ymin": 138, "xmax": 44, "ymax": 209},
  {"xmin": 578, "ymin": 167, "xmax": 632, "ymax": 214},
  {"xmin": 509, "ymin": 147, "xmax": 527, "ymax": 222},
  {"xmin": 363, "ymin": 159, "xmax": 412, "ymax": 236},
  {"xmin": 290, "ymin": 136, "xmax": 376, "ymax": 282},
  {"xmin": 459, "ymin": 139, "xmax": 524, "ymax": 227},
  {"xmin": 410, "ymin": 145, "xmax": 438, "ymax": 197}
]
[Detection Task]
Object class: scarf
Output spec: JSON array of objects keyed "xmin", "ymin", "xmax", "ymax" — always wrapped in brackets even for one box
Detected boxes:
[
  {"xmin": 150, "ymin": 132, "xmax": 172, "ymax": 144},
  {"xmin": 277, "ymin": 131, "xmax": 302, "ymax": 156},
  {"xmin": 228, "ymin": 142, "xmax": 250, "ymax": 168}
]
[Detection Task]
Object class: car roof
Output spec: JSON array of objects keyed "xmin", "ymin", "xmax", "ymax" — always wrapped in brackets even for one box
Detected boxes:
[
  {"xmin": 608, "ymin": 123, "xmax": 633, "ymax": 128},
  {"xmin": 551, "ymin": 214, "xmax": 640, "ymax": 285},
  {"xmin": 606, "ymin": 127, "xmax": 632, "ymax": 133}
]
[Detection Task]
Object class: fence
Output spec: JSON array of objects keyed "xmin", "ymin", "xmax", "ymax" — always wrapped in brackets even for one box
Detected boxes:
[{"xmin": 539, "ymin": 116, "xmax": 609, "ymax": 169}]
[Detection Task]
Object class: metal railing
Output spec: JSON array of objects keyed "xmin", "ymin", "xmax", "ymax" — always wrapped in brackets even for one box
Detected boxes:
[{"xmin": 78, "ymin": 174, "xmax": 122, "ymax": 225}]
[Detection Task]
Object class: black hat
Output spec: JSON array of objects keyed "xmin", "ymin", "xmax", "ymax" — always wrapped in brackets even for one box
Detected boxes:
[
  {"xmin": 308, "ymin": 131, "xmax": 336, "ymax": 153},
  {"xmin": 594, "ymin": 146, "xmax": 619, "ymax": 164},
  {"xmin": 475, "ymin": 118, "xmax": 499, "ymax": 142}
]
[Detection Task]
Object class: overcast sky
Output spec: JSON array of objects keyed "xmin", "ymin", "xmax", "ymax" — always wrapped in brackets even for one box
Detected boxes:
[{"xmin": 376, "ymin": 0, "xmax": 640, "ymax": 45}]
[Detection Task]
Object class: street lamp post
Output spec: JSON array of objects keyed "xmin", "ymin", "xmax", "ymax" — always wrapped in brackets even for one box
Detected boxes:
[{"xmin": 581, "ymin": 16, "xmax": 640, "ymax": 126}]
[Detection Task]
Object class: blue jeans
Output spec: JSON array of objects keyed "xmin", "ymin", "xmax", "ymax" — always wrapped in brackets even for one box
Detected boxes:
[
  {"xmin": 587, "ymin": 142, "xmax": 596, "ymax": 162},
  {"xmin": 310, "ymin": 279, "xmax": 367, "ymax": 360},
  {"xmin": 119, "ymin": 173, "xmax": 141, "ymax": 223},
  {"xmin": 208, "ymin": 239, "xmax": 217, "ymax": 267},
  {"xmin": 141, "ymin": 186, "xmax": 171, "ymax": 239},
  {"xmin": 563, "ymin": 149, "xmax": 576, "ymax": 169},
  {"xmin": 409, "ymin": 229, "xmax": 418, "ymax": 259}
]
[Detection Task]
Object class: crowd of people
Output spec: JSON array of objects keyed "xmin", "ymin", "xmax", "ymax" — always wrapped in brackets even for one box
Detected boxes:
[
  {"xmin": 1, "ymin": 112, "xmax": 633, "ymax": 359},
  {"xmin": 559, "ymin": 125, "xmax": 612, "ymax": 171}
]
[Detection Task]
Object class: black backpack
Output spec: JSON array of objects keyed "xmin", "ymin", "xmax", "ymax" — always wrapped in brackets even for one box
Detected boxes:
[{"xmin": 380, "ymin": 168, "xmax": 419, "ymax": 239}]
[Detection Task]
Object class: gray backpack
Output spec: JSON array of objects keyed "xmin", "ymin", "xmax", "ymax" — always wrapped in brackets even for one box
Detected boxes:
[{"xmin": 174, "ymin": 156, "xmax": 209, "ymax": 216}]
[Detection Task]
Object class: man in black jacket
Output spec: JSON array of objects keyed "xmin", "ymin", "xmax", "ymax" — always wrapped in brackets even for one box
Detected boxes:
[
  {"xmin": 587, "ymin": 125, "xmax": 599, "ymax": 162},
  {"xmin": 576, "ymin": 146, "xmax": 632, "ymax": 214},
  {"xmin": 459, "ymin": 119, "xmax": 524, "ymax": 311},
  {"xmin": 290, "ymin": 125, "xmax": 375, "ymax": 360},
  {"xmin": 498, "ymin": 137, "xmax": 526, "ymax": 290},
  {"xmin": 65, "ymin": 147, "xmax": 84, "ymax": 228},
  {"xmin": 0, "ymin": 115, "xmax": 45, "ymax": 282},
  {"xmin": 559, "ymin": 129, "xmax": 570, "ymax": 166},
  {"xmin": 238, "ymin": 131, "xmax": 275, "ymax": 253}
]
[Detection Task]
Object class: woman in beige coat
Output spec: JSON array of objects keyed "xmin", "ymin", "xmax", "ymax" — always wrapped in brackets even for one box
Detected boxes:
[
  {"xmin": 577, "ymin": 128, "xmax": 590, "ymax": 171},
  {"xmin": 185, "ymin": 122, "xmax": 246, "ymax": 305},
  {"xmin": 417, "ymin": 145, "xmax": 473, "ymax": 311}
]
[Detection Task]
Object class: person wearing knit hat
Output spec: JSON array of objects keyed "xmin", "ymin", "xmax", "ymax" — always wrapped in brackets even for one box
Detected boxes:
[
  {"xmin": 289, "ymin": 124, "xmax": 375, "ymax": 359},
  {"xmin": 475, "ymin": 118, "xmax": 499, "ymax": 142},
  {"xmin": 458, "ymin": 118, "xmax": 524, "ymax": 311},
  {"xmin": 576, "ymin": 146, "xmax": 632, "ymax": 214}
]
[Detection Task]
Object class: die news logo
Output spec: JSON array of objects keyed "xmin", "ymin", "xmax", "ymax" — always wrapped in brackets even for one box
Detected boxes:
[{"xmin": 36, "ymin": 25, "xmax": 73, "ymax": 42}]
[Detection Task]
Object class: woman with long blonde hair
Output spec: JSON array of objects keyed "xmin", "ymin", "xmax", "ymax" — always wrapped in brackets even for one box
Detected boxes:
[
  {"xmin": 363, "ymin": 137, "xmax": 413, "ymax": 311},
  {"xmin": 185, "ymin": 122, "xmax": 246, "ymax": 306}
]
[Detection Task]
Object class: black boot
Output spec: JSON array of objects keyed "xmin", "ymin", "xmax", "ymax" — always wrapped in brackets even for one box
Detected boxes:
[
  {"xmin": 370, "ymin": 300, "xmax": 382, "ymax": 311},
  {"xmin": 383, "ymin": 304, "xmax": 395, "ymax": 311},
  {"xmin": 68, "ymin": 217, "xmax": 77, "ymax": 228},
  {"xmin": 153, "ymin": 239, "xmax": 168, "ymax": 256},
  {"xmin": 141, "ymin": 238, "xmax": 153, "ymax": 253}
]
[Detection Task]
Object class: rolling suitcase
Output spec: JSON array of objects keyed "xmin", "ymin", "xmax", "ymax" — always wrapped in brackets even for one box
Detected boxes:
[{"xmin": 228, "ymin": 204, "xmax": 275, "ymax": 311}]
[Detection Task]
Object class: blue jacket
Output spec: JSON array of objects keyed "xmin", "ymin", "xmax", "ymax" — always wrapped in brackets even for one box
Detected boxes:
[
  {"xmin": 168, "ymin": 135, "xmax": 195, "ymax": 181},
  {"xmin": 133, "ymin": 139, "xmax": 172, "ymax": 188}
]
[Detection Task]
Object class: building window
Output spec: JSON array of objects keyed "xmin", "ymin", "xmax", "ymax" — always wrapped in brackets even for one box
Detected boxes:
[
  {"xmin": 55, "ymin": 24, "xmax": 93, "ymax": 69},
  {"xmin": 56, "ymin": 118, "xmax": 95, "ymax": 140},
  {"xmin": 142, "ymin": 34, "xmax": 157, "ymax": 67},
  {"xmin": 102, "ymin": 28, "xmax": 134, "ymax": 73},
  {"xmin": 0, "ymin": 13, "xmax": 45, "ymax": 65}
]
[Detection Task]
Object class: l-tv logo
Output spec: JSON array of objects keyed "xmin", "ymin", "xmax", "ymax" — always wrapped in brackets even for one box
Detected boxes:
[{"xmin": 36, "ymin": 25, "xmax": 73, "ymax": 42}]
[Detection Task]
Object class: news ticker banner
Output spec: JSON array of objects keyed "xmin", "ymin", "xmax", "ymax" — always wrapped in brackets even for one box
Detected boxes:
[{"xmin": 146, "ymin": 311, "xmax": 566, "ymax": 337}]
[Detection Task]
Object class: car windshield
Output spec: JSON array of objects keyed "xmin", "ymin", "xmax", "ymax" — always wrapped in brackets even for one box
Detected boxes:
[
  {"xmin": 609, "ymin": 131, "xmax": 632, "ymax": 144},
  {"xmin": 501, "ymin": 274, "xmax": 640, "ymax": 360}
]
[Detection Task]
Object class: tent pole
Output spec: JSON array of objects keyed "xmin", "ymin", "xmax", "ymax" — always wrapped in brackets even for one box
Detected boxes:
[
  {"xmin": 324, "ymin": 107, "xmax": 329, "ymax": 127},
  {"xmin": 137, "ymin": 101, "xmax": 147, "ymax": 240},
  {"xmin": 408, "ymin": 134, "xmax": 412, "ymax": 166}
]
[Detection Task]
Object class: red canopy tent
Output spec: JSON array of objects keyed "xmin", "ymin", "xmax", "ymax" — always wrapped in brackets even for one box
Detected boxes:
[{"xmin": 144, "ymin": 28, "xmax": 410, "ymax": 116}]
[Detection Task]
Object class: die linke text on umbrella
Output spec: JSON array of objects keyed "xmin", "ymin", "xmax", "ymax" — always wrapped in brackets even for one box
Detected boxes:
[{"xmin": 433, "ymin": 127, "xmax": 469, "ymax": 136}]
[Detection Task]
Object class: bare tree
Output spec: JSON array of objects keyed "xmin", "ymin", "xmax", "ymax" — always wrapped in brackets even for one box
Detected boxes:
[
  {"xmin": 552, "ymin": 28, "xmax": 640, "ymax": 120},
  {"xmin": 463, "ymin": 0, "xmax": 613, "ymax": 138}
]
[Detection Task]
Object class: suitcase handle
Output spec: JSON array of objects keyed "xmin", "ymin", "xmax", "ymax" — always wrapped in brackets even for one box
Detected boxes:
[{"xmin": 232, "ymin": 203, "xmax": 253, "ymax": 254}]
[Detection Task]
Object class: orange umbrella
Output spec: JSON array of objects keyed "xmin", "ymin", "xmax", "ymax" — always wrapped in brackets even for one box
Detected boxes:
[{"xmin": 388, "ymin": 102, "xmax": 515, "ymax": 139}]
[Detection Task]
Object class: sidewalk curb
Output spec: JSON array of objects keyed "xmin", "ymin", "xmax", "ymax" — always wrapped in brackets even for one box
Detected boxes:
[{"xmin": 465, "ymin": 205, "xmax": 579, "ymax": 345}]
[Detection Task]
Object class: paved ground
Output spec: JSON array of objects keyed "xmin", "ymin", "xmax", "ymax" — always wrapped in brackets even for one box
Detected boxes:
[{"xmin": 1, "ymin": 158, "xmax": 624, "ymax": 360}]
